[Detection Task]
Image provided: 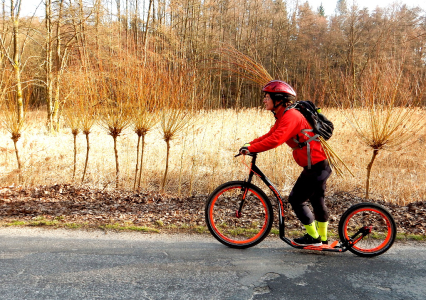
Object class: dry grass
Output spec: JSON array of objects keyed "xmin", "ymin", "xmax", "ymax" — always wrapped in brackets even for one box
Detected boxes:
[{"xmin": 0, "ymin": 108, "xmax": 425, "ymax": 205}]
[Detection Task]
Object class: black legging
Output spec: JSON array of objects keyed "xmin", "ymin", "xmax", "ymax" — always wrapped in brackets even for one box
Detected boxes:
[{"xmin": 288, "ymin": 160, "xmax": 332, "ymax": 225}]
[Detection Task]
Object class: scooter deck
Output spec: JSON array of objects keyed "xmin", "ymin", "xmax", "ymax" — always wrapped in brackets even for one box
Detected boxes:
[{"xmin": 282, "ymin": 237, "xmax": 344, "ymax": 252}]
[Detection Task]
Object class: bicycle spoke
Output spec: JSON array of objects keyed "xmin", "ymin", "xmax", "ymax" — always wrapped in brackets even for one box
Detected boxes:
[
  {"xmin": 205, "ymin": 182, "xmax": 273, "ymax": 248},
  {"xmin": 339, "ymin": 203, "xmax": 396, "ymax": 257}
]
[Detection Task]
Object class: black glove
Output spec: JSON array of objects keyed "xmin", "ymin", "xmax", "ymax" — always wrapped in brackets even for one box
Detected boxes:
[{"xmin": 239, "ymin": 143, "xmax": 250, "ymax": 155}]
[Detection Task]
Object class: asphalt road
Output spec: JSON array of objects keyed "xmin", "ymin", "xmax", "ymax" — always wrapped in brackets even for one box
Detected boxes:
[{"xmin": 0, "ymin": 228, "xmax": 425, "ymax": 300}]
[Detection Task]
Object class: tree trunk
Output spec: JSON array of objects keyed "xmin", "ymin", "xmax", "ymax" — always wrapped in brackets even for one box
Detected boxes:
[
  {"xmin": 135, "ymin": 0, "xmax": 139, "ymax": 55},
  {"xmin": 72, "ymin": 132, "xmax": 78, "ymax": 180},
  {"xmin": 45, "ymin": 0, "xmax": 54, "ymax": 132},
  {"xmin": 11, "ymin": 1, "xmax": 23, "ymax": 123},
  {"xmin": 116, "ymin": 0, "xmax": 121, "ymax": 23},
  {"xmin": 137, "ymin": 134, "xmax": 146, "ymax": 189},
  {"xmin": 177, "ymin": 134, "xmax": 187, "ymax": 197},
  {"xmin": 366, "ymin": 149, "xmax": 379, "ymax": 199},
  {"xmin": 113, "ymin": 136, "xmax": 120, "ymax": 188},
  {"xmin": 82, "ymin": 133, "xmax": 90, "ymax": 183},
  {"xmin": 51, "ymin": 0, "xmax": 64, "ymax": 131},
  {"xmin": 12, "ymin": 136, "xmax": 22, "ymax": 183},
  {"xmin": 78, "ymin": 0, "xmax": 87, "ymax": 62},
  {"xmin": 188, "ymin": 158, "xmax": 195, "ymax": 197},
  {"xmin": 143, "ymin": 0, "xmax": 153, "ymax": 47},
  {"xmin": 138, "ymin": 133, "xmax": 146, "ymax": 188},
  {"xmin": 161, "ymin": 139, "xmax": 170, "ymax": 192},
  {"xmin": 125, "ymin": 0, "xmax": 128, "ymax": 49},
  {"xmin": 133, "ymin": 135, "xmax": 141, "ymax": 190},
  {"xmin": 94, "ymin": 0, "xmax": 100, "ymax": 58}
]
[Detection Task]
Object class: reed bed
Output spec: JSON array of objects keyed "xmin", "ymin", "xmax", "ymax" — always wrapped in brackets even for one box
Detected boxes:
[{"xmin": 0, "ymin": 107, "xmax": 425, "ymax": 205}]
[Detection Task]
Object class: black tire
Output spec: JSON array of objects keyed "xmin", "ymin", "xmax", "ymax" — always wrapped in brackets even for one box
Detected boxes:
[
  {"xmin": 205, "ymin": 181, "xmax": 273, "ymax": 249},
  {"xmin": 338, "ymin": 202, "xmax": 396, "ymax": 257}
]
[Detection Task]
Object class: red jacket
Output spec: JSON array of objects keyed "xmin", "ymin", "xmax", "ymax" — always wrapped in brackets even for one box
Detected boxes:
[{"xmin": 247, "ymin": 105, "xmax": 327, "ymax": 167}]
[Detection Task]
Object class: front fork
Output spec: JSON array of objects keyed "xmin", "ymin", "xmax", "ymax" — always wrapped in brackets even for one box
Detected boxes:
[
  {"xmin": 236, "ymin": 165, "xmax": 256, "ymax": 218},
  {"xmin": 236, "ymin": 184, "xmax": 249, "ymax": 218}
]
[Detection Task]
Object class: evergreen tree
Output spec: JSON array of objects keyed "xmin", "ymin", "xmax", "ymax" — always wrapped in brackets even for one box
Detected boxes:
[{"xmin": 318, "ymin": 3, "xmax": 325, "ymax": 17}]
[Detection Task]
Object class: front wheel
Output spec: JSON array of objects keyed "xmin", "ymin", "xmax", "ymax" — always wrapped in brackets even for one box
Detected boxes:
[
  {"xmin": 205, "ymin": 181, "xmax": 273, "ymax": 249},
  {"xmin": 338, "ymin": 202, "xmax": 396, "ymax": 257}
]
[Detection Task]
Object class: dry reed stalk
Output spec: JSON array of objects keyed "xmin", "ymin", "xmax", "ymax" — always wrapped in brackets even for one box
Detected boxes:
[
  {"xmin": 340, "ymin": 63, "xmax": 426, "ymax": 198},
  {"xmin": 211, "ymin": 45, "xmax": 273, "ymax": 86},
  {"xmin": 319, "ymin": 136, "xmax": 354, "ymax": 177}
]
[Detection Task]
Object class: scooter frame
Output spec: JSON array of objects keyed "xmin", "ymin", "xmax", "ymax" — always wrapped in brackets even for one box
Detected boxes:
[{"xmin": 240, "ymin": 153, "xmax": 365, "ymax": 253}]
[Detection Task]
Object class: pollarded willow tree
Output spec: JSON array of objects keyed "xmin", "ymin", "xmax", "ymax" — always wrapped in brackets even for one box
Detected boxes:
[
  {"xmin": 63, "ymin": 99, "xmax": 81, "ymax": 180},
  {"xmin": 132, "ymin": 89, "xmax": 160, "ymax": 190},
  {"xmin": 127, "ymin": 61, "xmax": 160, "ymax": 190},
  {"xmin": 341, "ymin": 62, "xmax": 426, "ymax": 198},
  {"xmin": 78, "ymin": 74, "xmax": 98, "ymax": 184},
  {"xmin": 133, "ymin": 101, "xmax": 159, "ymax": 190},
  {"xmin": 99, "ymin": 90, "xmax": 132, "ymax": 188},
  {"xmin": 159, "ymin": 107, "xmax": 194, "ymax": 193},
  {"xmin": 1, "ymin": 91, "xmax": 28, "ymax": 184},
  {"xmin": 0, "ymin": 70, "xmax": 24, "ymax": 184},
  {"xmin": 157, "ymin": 62, "xmax": 199, "ymax": 192}
]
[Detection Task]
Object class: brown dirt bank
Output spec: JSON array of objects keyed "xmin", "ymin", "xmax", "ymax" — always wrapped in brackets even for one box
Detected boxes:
[{"xmin": 0, "ymin": 184, "xmax": 425, "ymax": 238}]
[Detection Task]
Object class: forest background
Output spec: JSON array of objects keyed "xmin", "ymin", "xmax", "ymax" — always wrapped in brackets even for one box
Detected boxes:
[{"xmin": 0, "ymin": 0, "xmax": 426, "ymax": 220}]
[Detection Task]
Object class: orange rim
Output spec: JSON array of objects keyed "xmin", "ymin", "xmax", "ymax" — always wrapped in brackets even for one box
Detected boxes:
[
  {"xmin": 344, "ymin": 207, "xmax": 393, "ymax": 253},
  {"xmin": 208, "ymin": 186, "xmax": 269, "ymax": 245}
]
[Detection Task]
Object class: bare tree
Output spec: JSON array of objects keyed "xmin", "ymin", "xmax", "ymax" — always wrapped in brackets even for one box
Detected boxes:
[
  {"xmin": 45, "ymin": 0, "xmax": 88, "ymax": 131},
  {"xmin": 0, "ymin": 0, "xmax": 27, "ymax": 122}
]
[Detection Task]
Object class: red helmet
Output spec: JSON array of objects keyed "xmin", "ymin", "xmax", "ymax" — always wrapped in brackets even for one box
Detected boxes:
[{"xmin": 262, "ymin": 80, "xmax": 296, "ymax": 96}]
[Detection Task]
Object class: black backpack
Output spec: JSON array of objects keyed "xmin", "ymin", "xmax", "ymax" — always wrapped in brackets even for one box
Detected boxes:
[{"xmin": 285, "ymin": 100, "xmax": 334, "ymax": 140}]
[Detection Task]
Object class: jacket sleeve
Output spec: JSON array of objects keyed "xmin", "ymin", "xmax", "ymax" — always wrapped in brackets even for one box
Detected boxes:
[
  {"xmin": 248, "ymin": 122, "xmax": 278, "ymax": 145},
  {"xmin": 248, "ymin": 109, "xmax": 303, "ymax": 153}
]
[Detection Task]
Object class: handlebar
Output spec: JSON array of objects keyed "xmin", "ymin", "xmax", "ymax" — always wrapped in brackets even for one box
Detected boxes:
[{"xmin": 235, "ymin": 152, "xmax": 258, "ymax": 158}]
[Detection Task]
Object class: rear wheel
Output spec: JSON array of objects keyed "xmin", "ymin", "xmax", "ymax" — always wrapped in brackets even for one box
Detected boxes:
[
  {"xmin": 205, "ymin": 181, "xmax": 273, "ymax": 249},
  {"xmin": 338, "ymin": 203, "xmax": 396, "ymax": 257}
]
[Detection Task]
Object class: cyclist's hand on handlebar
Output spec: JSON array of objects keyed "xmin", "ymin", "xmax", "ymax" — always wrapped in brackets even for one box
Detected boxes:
[{"xmin": 239, "ymin": 143, "xmax": 251, "ymax": 155}]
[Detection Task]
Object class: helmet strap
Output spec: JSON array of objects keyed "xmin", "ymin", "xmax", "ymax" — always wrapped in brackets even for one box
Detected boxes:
[{"xmin": 273, "ymin": 100, "xmax": 283, "ymax": 109}]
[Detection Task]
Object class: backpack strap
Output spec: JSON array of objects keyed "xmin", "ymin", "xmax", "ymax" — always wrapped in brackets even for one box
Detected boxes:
[{"xmin": 292, "ymin": 129, "xmax": 320, "ymax": 169}]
